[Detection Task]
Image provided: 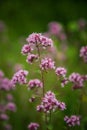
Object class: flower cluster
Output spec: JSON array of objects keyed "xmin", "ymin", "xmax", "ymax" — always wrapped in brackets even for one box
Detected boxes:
[
  {"xmin": 21, "ymin": 44, "xmax": 33, "ymax": 55},
  {"xmin": 37, "ymin": 91, "xmax": 66, "ymax": 113},
  {"xmin": 55, "ymin": 67, "xmax": 68, "ymax": 87},
  {"xmin": 55, "ymin": 67, "xmax": 67, "ymax": 77},
  {"xmin": 11, "ymin": 69, "xmax": 28, "ymax": 86},
  {"xmin": 26, "ymin": 33, "xmax": 53, "ymax": 48},
  {"xmin": 40, "ymin": 57, "xmax": 55, "ymax": 70},
  {"xmin": 48, "ymin": 22, "xmax": 63, "ymax": 36},
  {"xmin": 0, "ymin": 113, "xmax": 9, "ymax": 120},
  {"xmin": 64, "ymin": 115, "xmax": 81, "ymax": 127},
  {"xmin": 28, "ymin": 79, "xmax": 43, "ymax": 89},
  {"xmin": 26, "ymin": 54, "xmax": 38, "ymax": 64},
  {"xmin": 21, "ymin": 33, "xmax": 54, "ymax": 66},
  {"xmin": 0, "ymin": 70, "xmax": 13, "ymax": 91},
  {"xmin": 69, "ymin": 72, "xmax": 85, "ymax": 89},
  {"xmin": 80, "ymin": 46, "xmax": 87, "ymax": 63},
  {"xmin": 47, "ymin": 22, "xmax": 66, "ymax": 41},
  {"xmin": 28, "ymin": 122, "xmax": 39, "ymax": 130},
  {"xmin": 0, "ymin": 70, "xmax": 16, "ymax": 130},
  {"xmin": 6, "ymin": 102, "xmax": 16, "ymax": 112}
]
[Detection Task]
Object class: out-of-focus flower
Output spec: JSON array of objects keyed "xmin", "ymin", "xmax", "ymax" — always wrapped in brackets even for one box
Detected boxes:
[
  {"xmin": 11, "ymin": 69, "xmax": 28, "ymax": 86},
  {"xmin": 80, "ymin": 46, "xmax": 87, "ymax": 63},
  {"xmin": 0, "ymin": 78, "xmax": 13, "ymax": 91},
  {"xmin": 40, "ymin": 57, "xmax": 55, "ymax": 70},
  {"xmin": 64, "ymin": 115, "xmax": 81, "ymax": 127},
  {"xmin": 47, "ymin": 22, "xmax": 67, "ymax": 41},
  {"xmin": 0, "ymin": 113, "xmax": 9, "ymax": 120},
  {"xmin": 6, "ymin": 102, "xmax": 16, "ymax": 112},
  {"xmin": 4, "ymin": 124, "xmax": 12, "ymax": 130},
  {"xmin": 28, "ymin": 122, "xmax": 39, "ymax": 130},
  {"xmin": 69, "ymin": 72, "xmax": 84, "ymax": 89},
  {"xmin": 6, "ymin": 94, "xmax": 13, "ymax": 101},
  {"xmin": 0, "ymin": 104, "xmax": 6, "ymax": 112},
  {"xmin": 55, "ymin": 67, "xmax": 67, "ymax": 78},
  {"xmin": 48, "ymin": 22, "xmax": 63, "ymax": 36}
]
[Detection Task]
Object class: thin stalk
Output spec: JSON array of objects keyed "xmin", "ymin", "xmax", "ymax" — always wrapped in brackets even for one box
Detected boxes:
[
  {"xmin": 45, "ymin": 113, "xmax": 49, "ymax": 130},
  {"xmin": 36, "ymin": 44, "xmax": 45, "ymax": 97},
  {"xmin": 49, "ymin": 110, "xmax": 52, "ymax": 124}
]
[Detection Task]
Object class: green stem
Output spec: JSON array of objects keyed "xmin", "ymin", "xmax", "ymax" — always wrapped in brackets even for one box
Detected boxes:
[
  {"xmin": 49, "ymin": 111, "xmax": 52, "ymax": 124},
  {"xmin": 36, "ymin": 44, "xmax": 45, "ymax": 97},
  {"xmin": 45, "ymin": 113, "xmax": 49, "ymax": 130}
]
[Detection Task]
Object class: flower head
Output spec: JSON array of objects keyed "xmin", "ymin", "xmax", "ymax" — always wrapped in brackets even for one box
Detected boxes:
[
  {"xmin": 0, "ymin": 78, "xmax": 13, "ymax": 91},
  {"xmin": 11, "ymin": 69, "xmax": 28, "ymax": 86},
  {"xmin": 26, "ymin": 54, "xmax": 38, "ymax": 64},
  {"xmin": 0, "ymin": 113, "xmax": 9, "ymax": 120},
  {"xmin": 48, "ymin": 22, "xmax": 63, "ymax": 36},
  {"xmin": 80, "ymin": 46, "xmax": 87, "ymax": 63},
  {"xmin": 55, "ymin": 67, "xmax": 67, "ymax": 77},
  {"xmin": 40, "ymin": 57, "xmax": 55, "ymax": 70},
  {"xmin": 69, "ymin": 72, "xmax": 84, "ymax": 89},
  {"xmin": 21, "ymin": 44, "xmax": 33, "ymax": 55},
  {"xmin": 37, "ymin": 91, "xmax": 66, "ymax": 113},
  {"xmin": 6, "ymin": 102, "xmax": 16, "ymax": 112},
  {"xmin": 28, "ymin": 122, "xmax": 39, "ymax": 130},
  {"xmin": 28, "ymin": 79, "xmax": 43, "ymax": 90},
  {"xmin": 26, "ymin": 33, "xmax": 53, "ymax": 48},
  {"xmin": 64, "ymin": 115, "xmax": 81, "ymax": 127}
]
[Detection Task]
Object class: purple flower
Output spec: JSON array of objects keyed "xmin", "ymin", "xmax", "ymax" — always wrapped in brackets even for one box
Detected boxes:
[
  {"xmin": 61, "ymin": 78, "xmax": 69, "ymax": 87},
  {"xmin": 6, "ymin": 94, "xmax": 13, "ymax": 101},
  {"xmin": 55, "ymin": 67, "xmax": 67, "ymax": 77},
  {"xmin": 0, "ymin": 113, "xmax": 9, "ymax": 120},
  {"xmin": 26, "ymin": 54, "xmax": 38, "ymax": 64},
  {"xmin": 11, "ymin": 69, "xmax": 28, "ymax": 86},
  {"xmin": 6, "ymin": 102, "xmax": 16, "ymax": 112},
  {"xmin": 48, "ymin": 22, "xmax": 63, "ymax": 36},
  {"xmin": 37, "ymin": 91, "xmax": 66, "ymax": 113},
  {"xmin": 4, "ymin": 124, "xmax": 12, "ymax": 130},
  {"xmin": 40, "ymin": 57, "xmax": 55, "ymax": 70},
  {"xmin": 0, "ymin": 104, "xmax": 6, "ymax": 112},
  {"xmin": 21, "ymin": 44, "xmax": 33, "ymax": 55},
  {"xmin": 26, "ymin": 33, "xmax": 53, "ymax": 48},
  {"xmin": 80, "ymin": 46, "xmax": 87, "ymax": 63},
  {"xmin": 28, "ymin": 122, "xmax": 39, "ymax": 130},
  {"xmin": 0, "ymin": 78, "xmax": 13, "ymax": 91},
  {"xmin": 69, "ymin": 72, "xmax": 84, "ymax": 89},
  {"xmin": 28, "ymin": 79, "xmax": 43, "ymax": 90},
  {"xmin": 57, "ymin": 102, "xmax": 66, "ymax": 110},
  {"xmin": 64, "ymin": 115, "xmax": 81, "ymax": 127}
]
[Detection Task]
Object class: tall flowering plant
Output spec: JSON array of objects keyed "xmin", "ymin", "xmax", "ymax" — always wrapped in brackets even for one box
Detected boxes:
[{"xmin": 11, "ymin": 33, "xmax": 87, "ymax": 130}]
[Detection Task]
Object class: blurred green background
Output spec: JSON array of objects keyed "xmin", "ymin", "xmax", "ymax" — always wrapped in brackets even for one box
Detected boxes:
[
  {"xmin": 0, "ymin": 0, "xmax": 87, "ymax": 37},
  {"xmin": 0, "ymin": 0, "xmax": 87, "ymax": 130}
]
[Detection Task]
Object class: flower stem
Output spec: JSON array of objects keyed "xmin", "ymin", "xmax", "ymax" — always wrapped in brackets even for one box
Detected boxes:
[
  {"xmin": 45, "ymin": 113, "xmax": 49, "ymax": 130},
  {"xmin": 36, "ymin": 44, "xmax": 45, "ymax": 97}
]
